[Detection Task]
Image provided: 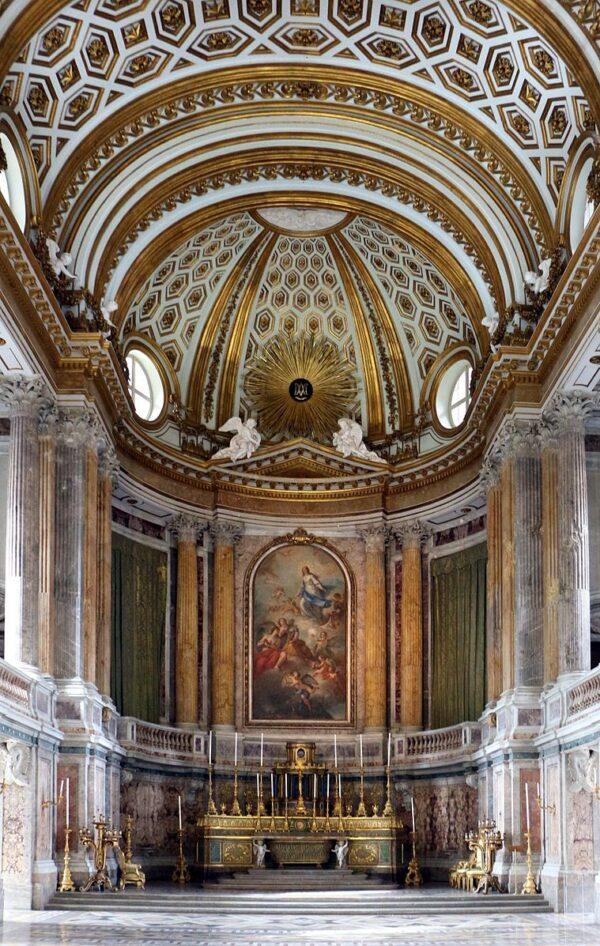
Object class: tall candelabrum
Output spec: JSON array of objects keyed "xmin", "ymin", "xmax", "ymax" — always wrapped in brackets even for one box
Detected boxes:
[
  {"xmin": 172, "ymin": 827, "xmax": 190, "ymax": 885},
  {"xmin": 357, "ymin": 766, "xmax": 367, "ymax": 817},
  {"xmin": 382, "ymin": 766, "xmax": 393, "ymax": 817},
  {"xmin": 58, "ymin": 827, "xmax": 75, "ymax": 893},
  {"xmin": 230, "ymin": 764, "xmax": 242, "ymax": 816},
  {"xmin": 79, "ymin": 816, "xmax": 121, "ymax": 892},
  {"xmin": 521, "ymin": 830, "xmax": 538, "ymax": 895},
  {"xmin": 207, "ymin": 764, "xmax": 217, "ymax": 815}
]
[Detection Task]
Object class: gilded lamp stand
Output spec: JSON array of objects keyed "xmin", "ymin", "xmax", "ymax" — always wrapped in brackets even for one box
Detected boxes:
[{"xmin": 58, "ymin": 827, "xmax": 75, "ymax": 893}]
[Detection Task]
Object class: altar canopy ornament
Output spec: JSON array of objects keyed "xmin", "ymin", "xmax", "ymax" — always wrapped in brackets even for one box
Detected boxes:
[
  {"xmin": 332, "ymin": 418, "xmax": 385, "ymax": 464},
  {"xmin": 213, "ymin": 416, "xmax": 262, "ymax": 461},
  {"xmin": 244, "ymin": 333, "xmax": 358, "ymax": 443}
]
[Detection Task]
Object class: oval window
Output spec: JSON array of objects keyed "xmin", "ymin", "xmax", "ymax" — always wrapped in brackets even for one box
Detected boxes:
[
  {"xmin": 0, "ymin": 132, "xmax": 26, "ymax": 231},
  {"xmin": 125, "ymin": 348, "xmax": 165, "ymax": 422},
  {"xmin": 435, "ymin": 359, "xmax": 472, "ymax": 430}
]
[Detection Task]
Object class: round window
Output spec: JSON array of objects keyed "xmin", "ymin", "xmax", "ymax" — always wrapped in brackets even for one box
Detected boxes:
[
  {"xmin": 435, "ymin": 359, "xmax": 472, "ymax": 430},
  {"xmin": 0, "ymin": 132, "xmax": 26, "ymax": 231},
  {"xmin": 125, "ymin": 348, "xmax": 165, "ymax": 422}
]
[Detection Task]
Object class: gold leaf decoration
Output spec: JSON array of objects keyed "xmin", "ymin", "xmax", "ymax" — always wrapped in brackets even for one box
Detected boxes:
[{"xmin": 244, "ymin": 333, "xmax": 357, "ymax": 443}]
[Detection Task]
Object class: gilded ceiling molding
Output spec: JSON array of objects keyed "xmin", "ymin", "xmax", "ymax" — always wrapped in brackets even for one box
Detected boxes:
[
  {"xmin": 90, "ymin": 147, "xmax": 508, "ymax": 311},
  {"xmin": 42, "ymin": 67, "xmax": 554, "ymax": 252},
  {"xmin": 329, "ymin": 232, "xmax": 410, "ymax": 432},
  {"xmin": 1, "ymin": 0, "xmax": 597, "ymax": 123},
  {"xmin": 113, "ymin": 192, "xmax": 489, "ymax": 341},
  {"xmin": 216, "ymin": 233, "xmax": 278, "ymax": 428},
  {"xmin": 325, "ymin": 234, "xmax": 387, "ymax": 439},
  {"xmin": 186, "ymin": 229, "xmax": 270, "ymax": 423}
]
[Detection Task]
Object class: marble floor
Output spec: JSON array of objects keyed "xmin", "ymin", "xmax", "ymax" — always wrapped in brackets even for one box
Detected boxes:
[{"xmin": 1, "ymin": 906, "xmax": 598, "ymax": 946}]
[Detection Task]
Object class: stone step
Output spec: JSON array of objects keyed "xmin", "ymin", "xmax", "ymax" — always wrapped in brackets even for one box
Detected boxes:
[{"xmin": 47, "ymin": 890, "xmax": 553, "ymax": 915}]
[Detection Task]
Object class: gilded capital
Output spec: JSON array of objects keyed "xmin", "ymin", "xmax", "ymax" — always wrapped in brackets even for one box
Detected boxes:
[
  {"xmin": 543, "ymin": 389, "xmax": 599, "ymax": 436},
  {"xmin": 168, "ymin": 513, "xmax": 207, "ymax": 544},
  {"xmin": 497, "ymin": 417, "xmax": 541, "ymax": 460},
  {"xmin": 0, "ymin": 374, "xmax": 53, "ymax": 418},
  {"xmin": 55, "ymin": 406, "xmax": 105, "ymax": 450},
  {"xmin": 359, "ymin": 523, "xmax": 387, "ymax": 552},
  {"xmin": 210, "ymin": 520, "xmax": 244, "ymax": 546},
  {"xmin": 393, "ymin": 519, "xmax": 431, "ymax": 550}
]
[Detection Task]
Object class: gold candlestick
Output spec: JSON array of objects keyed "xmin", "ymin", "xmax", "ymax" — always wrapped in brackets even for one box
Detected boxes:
[
  {"xmin": 382, "ymin": 766, "xmax": 393, "ymax": 817},
  {"xmin": 521, "ymin": 830, "xmax": 538, "ymax": 895},
  {"xmin": 270, "ymin": 787, "xmax": 276, "ymax": 831},
  {"xmin": 325, "ymin": 783, "xmax": 331, "ymax": 830},
  {"xmin": 230, "ymin": 765, "xmax": 242, "ymax": 816},
  {"xmin": 357, "ymin": 767, "xmax": 367, "ymax": 817},
  {"xmin": 284, "ymin": 792, "xmax": 290, "ymax": 832},
  {"xmin": 310, "ymin": 787, "xmax": 318, "ymax": 832},
  {"xmin": 58, "ymin": 827, "xmax": 75, "ymax": 892},
  {"xmin": 258, "ymin": 767, "xmax": 266, "ymax": 816},
  {"xmin": 207, "ymin": 764, "xmax": 217, "ymax": 815},
  {"xmin": 172, "ymin": 828, "xmax": 190, "ymax": 885},
  {"xmin": 296, "ymin": 769, "xmax": 307, "ymax": 815},
  {"xmin": 405, "ymin": 832, "xmax": 423, "ymax": 887}
]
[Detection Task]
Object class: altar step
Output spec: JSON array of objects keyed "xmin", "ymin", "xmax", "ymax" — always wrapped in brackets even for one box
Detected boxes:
[
  {"xmin": 47, "ymin": 887, "xmax": 553, "ymax": 915},
  {"xmin": 206, "ymin": 868, "xmax": 390, "ymax": 890}
]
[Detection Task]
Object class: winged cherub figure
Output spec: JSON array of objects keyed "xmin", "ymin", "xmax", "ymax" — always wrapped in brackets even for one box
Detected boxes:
[
  {"xmin": 213, "ymin": 416, "xmax": 261, "ymax": 462},
  {"xmin": 46, "ymin": 237, "xmax": 78, "ymax": 281},
  {"xmin": 333, "ymin": 418, "xmax": 385, "ymax": 463}
]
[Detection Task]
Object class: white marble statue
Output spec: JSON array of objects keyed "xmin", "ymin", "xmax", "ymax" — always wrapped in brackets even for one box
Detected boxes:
[
  {"xmin": 100, "ymin": 299, "xmax": 118, "ymax": 328},
  {"xmin": 213, "ymin": 417, "xmax": 261, "ymax": 462},
  {"xmin": 333, "ymin": 838, "xmax": 349, "ymax": 869},
  {"xmin": 332, "ymin": 418, "xmax": 384, "ymax": 463},
  {"xmin": 524, "ymin": 257, "xmax": 552, "ymax": 296},
  {"xmin": 46, "ymin": 237, "xmax": 77, "ymax": 281},
  {"xmin": 252, "ymin": 838, "xmax": 269, "ymax": 868},
  {"xmin": 0, "ymin": 739, "xmax": 30, "ymax": 787}
]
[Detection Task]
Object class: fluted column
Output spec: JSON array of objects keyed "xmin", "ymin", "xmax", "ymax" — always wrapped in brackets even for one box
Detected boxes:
[
  {"xmin": 54, "ymin": 408, "xmax": 101, "ymax": 680},
  {"xmin": 38, "ymin": 406, "xmax": 58, "ymax": 675},
  {"xmin": 0, "ymin": 376, "xmax": 51, "ymax": 669},
  {"xmin": 211, "ymin": 521, "xmax": 242, "ymax": 728},
  {"xmin": 500, "ymin": 451, "xmax": 515, "ymax": 693},
  {"xmin": 96, "ymin": 447, "xmax": 118, "ymax": 696},
  {"xmin": 83, "ymin": 442, "xmax": 99, "ymax": 684},
  {"xmin": 169, "ymin": 515, "xmax": 204, "ymax": 726},
  {"xmin": 397, "ymin": 520, "xmax": 429, "ymax": 731},
  {"xmin": 510, "ymin": 422, "xmax": 543, "ymax": 687},
  {"xmin": 360, "ymin": 525, "xmax": 387, "ymax": 730},
  {"xmin": 540, "ymin": 423, "xmax": 560, "ymax": 683},
  {"xmin": 481, "ymin": 457, "xmax": 502, "ymax": 702},
  {"xmin": 546, "ymin": 391, "xmax": 595, "ymax": 675}
]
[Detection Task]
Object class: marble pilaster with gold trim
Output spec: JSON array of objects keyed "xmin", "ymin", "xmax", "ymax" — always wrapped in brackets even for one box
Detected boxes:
[
  {"xmin": 211, "ymin": 521, "xmax": 242, "ymax": 728},
  {"xmin": 96, "ymin": 447, "xmax": 118, "ymax": 696},
  {"xmin": 396, "ymin": 520, "xmax": 430, "ymax": 731},
  {"xmin": 360, "ymin": 524, "xmax": 387, "ymax": 731},
  {"xmin": 481, "ymin": 456, "xmax": 502, "ymax": 703},
  {"xmin": 38, "ymin": 404, "xmax": 58, "ymax": 676},
  {"xmin": 540, "ymin": 421, "xmax": 560, "ymax": 684},
  {"xmin": 169, "ymin": 514, "xmax": 206, "ymax": 726}
]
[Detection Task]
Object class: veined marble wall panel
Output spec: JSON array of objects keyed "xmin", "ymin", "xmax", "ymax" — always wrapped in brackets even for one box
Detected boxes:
[
  {"xmin": 566, "ymin": 748, "xmax": 594, "ymax": 872},
  {"xmin": 546, "ymin": 760, "xmax": 561, "ymax": 860},
  {"xmin": 1, "ymin": 781, "xmax": 32, "ymax": 908}
]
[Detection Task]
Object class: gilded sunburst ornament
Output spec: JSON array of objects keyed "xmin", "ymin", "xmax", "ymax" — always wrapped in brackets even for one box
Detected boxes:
[{"xmin": 244, "ymin": 333, "xmax": 358, "ymax": 442}]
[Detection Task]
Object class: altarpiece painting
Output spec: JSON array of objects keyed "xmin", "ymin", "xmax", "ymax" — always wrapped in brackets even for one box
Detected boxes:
[{"xmin": 249, "ymin": 541, "xmax": 350, "ymax": 723}]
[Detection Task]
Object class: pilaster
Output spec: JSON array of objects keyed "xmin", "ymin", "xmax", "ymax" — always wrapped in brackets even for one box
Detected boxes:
[
  {"xmin": 211, "ymin": 521, "xmax": 243, "ymax": 729},
  {"xmin": 395, "ymin": 520, "xmax": 430, "ymax": 731},
  {"xmin": 168, "ymin": 514, "xmax": 206, "ymax": 726},
  {"xmin": 359, "ymin": 524, "xmax": 387, "ymax": 731},
  {"xmin": 481, "ymin": 455, "xmax": 502, "ymax": 704}
]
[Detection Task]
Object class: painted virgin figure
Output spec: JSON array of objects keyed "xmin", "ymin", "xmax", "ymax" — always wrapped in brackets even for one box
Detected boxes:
[{"xmin": 250, "ymin": 542, "xmax": 349, "ymax": 722}]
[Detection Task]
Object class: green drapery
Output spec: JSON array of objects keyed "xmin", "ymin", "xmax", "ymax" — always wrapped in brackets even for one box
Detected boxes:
[
  {"xmin": 430, "ymin": 543, "xmax": 486, "ymax": 729},
  {"xmin": 111, "ymin": 532, "xmax": 167, "ymax": 723}
]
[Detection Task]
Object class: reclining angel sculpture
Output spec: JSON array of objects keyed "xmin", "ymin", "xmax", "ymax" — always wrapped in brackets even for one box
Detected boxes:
[{"xmin": 213, "ymin": 416, "xmax": 261, "ymax": 462}]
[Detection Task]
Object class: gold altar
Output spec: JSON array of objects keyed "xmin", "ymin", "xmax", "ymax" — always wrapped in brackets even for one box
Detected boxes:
[{"xmin": 198, "ymin": 741, "xmax": 401, "ymax": 877}]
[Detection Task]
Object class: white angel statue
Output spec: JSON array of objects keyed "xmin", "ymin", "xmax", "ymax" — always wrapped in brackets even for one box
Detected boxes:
[
  {"xmin": 333, "ymin": 838, "xmax": 349, "ymax": 869},
  {"xmin": 46, "ymin": 237, "xmax": 77, "ymax": 281},
  {"xmin": 213, "ymin": 416, "xmax": 261, "ymax": 462},
  {"xmin": 100, "ymin": 299, "xmax": 118, "ymax": 327},
  {"xmin": 333, "ymin": 418, "xmax": 384, "ymax": 463},
  {"xmin": 524, "ymin": 257, "xmax": 552, "ymax": 296},
  {"xmin": 252, "ymin": 838, "xmax": 269, "ymax": 868}
]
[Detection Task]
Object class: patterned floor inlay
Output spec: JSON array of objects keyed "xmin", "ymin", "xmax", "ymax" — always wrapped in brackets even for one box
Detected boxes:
[{"xmin": 2, "ymin": 909, "xmax": 598, "ymax": 946}]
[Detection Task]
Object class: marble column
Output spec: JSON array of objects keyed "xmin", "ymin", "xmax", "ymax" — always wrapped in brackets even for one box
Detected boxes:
[
  {"xmin": 83, "ymin": 442, "xmax": 99, "ymax": 685},
  {"xmin": 397, "ymin": 520, "xmax": 429, "ymax": 731},
  {"xmin": 500, "ymin": 452, "xmax": 515, "ymax": 693},
  {"xmin": 481, "ymin": 456, "xmax": 502, "ymax": 703},
  {"xmin": 38, "ymin": 405, "xmax": 58, "ymax": 676},
  {"xmin": 96, "ymin": 447, "xmax": 118, "ymax": 696},
  {"xmin": 546, "ymin": 391, "xmax": 594, "ymax": 675},
  {"xmin": 510, "ymin": 421, "xmax": 543, "ymax": 687},
  {"xmin": 360, "ymin": 525, "xmax": 387, "ymax": 730},
  {"xmin": 540, "ymin": 422, "xmax": 560, "ymax": 684},
  {"xmin": 0, "ymin": 376, "xmax": 51, "ymax": 669},
  {"xmin": 54, "ymin": 408, "xmax": 100, "ymax": 680},
  {"xmin": 211, "ymin": 521, "xmax": 242, "ymax": 728},
  {"xmin": 170, "ymin": 514, "xmax": 204, "ymax": 726}
]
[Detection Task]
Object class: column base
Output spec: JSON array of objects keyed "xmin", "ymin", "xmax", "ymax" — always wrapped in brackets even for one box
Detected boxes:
[
  {"xmin": 541, "ymin": 863, "xmax": 597, "ymax": 913},
  {"xmin": 32, "ymin": 859, "xmax": 58, "ymax": 909}
]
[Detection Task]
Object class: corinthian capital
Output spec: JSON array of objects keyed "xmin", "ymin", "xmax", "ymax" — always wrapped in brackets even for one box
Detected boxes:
[
  {"xmin": 98, "ymin": 444, "xmax": 120, "ymax": 483},
  {"xmin": 56, "ymin": 406, "xmax": 104, "ymax": 450},
  {"xmin": 392, "ymin": 519, "xmax": 432, "ymax": 550},
  {"xmin": 543, "ymin": 389, "xmax": 599, "ymax": 435},
  {"xmin": 497, "ymin": 417, "xmax": 541, "ymax": 460},
  {"xmin": 359, "ymin": 523, "xmax": 387, "ymax": 552},
  {"xmin": 0, "ymin": 374, "xmax": 53, "ymax": 418},
  {"xmin": 168, "ymin": 513, "xmax": 207, "ymax": 543},
  {"xmin": 210, "ymin": 520, "xmax": 244, "ymax": 546},
  {"xmin": 479, "ymin": 451, "xmax": 501, "ymax": 493}
]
